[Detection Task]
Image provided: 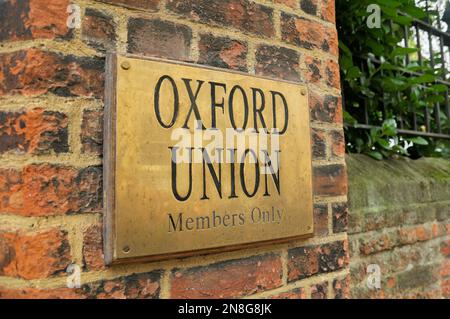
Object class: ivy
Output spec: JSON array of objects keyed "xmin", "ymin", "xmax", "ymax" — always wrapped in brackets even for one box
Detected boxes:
[{"xmin": 336, "ymin": 0, "xmax": 450, "ymax": 160}]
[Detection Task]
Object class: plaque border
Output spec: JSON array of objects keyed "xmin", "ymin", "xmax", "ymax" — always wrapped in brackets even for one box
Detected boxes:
[{"xmin": 103, "ymin": 53, "xmax": 314, "ymax": 265}]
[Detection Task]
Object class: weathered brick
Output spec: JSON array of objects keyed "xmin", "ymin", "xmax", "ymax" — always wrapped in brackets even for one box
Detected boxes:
[
  {"xmin": 330, "ymin": 129, "xmax": 345, "ymax": 158},
  {"xmin": 441, "ymin": 240, "xmax": 450, "ymax": 258},
  {"xmin": 0, "ymin": 287, "xmax": 84, "ymax": 299},
  {"xmin": 0, "ymin": 271, "xmax": 162, "ymax": 299},
  {"xmin": 314, "ymin": 203, "xmax": 328, "ymax": 237},
  {"xmin": 82, "ymin": 271, "xmax": 162, "ymax": 299},
  {"xmin": 302, "ymin": 55, "xmax": 322, "ymax": 84},
  {"xmin": 81, "ymin": 109, "xmax": 103, "ymax": 155},
  {"xmin": 98, "ymin": 0, "xmax": 160, "ymax": 11},
  {"xmin": 171, "ymin": 254, "xmax": 282, "ymax": 298},
  {"xmin": 82, "ymin": 8, "xmax": 116, "ymax": 52},
  {"xmin": 313, "ymin": 164, "xmax": 347, "ymax": 197},
  {"xmin": 311, "ymin": 128, "xmax": 326, "ymax": 160},
  {"xmin": 0, "ymin": 164, "xmax": 102, "ymax": 217},
  {"xmin": 396, "ymin": 265, "xmax": 439, "ymax": 290},
  {"xmin": 443, "ymin": 277, "xmax": 450, "ymax": 298},
  {"xmin": 255, "ymin": 45, "xmax": 300, "ymax": 82},
  {"xmin": 440, "ymin": 259, "xmax": 450, "ymax": 278},
  {"xmin": 398, "ymin": 225, "xmax": 432, "ymax": 246},
  {"xmin": 198, "ymin": 34, "xmax": 247, "ymax": 71},
  {"xmin": 288, "ymin": 246, "xmax": 318, "ymax": 281},
  {"xmin": 333, "ymin": 276, "xmax": 350, "ymax": 299},
  {"xmin": 321, "ymin": 0, "xmax": 336, "ymax": 23},
  {"xmin": 359, "ymin": 232, "xmax": 397, "ymax": 255},
  {"xmin": 288, "ymin": 241, "xmax": 348, "ymax": 282},
  {"xmin": 0, "ymin": 49, "xmax": 104, "ymax": 98},
  {"xmin": 309, "ymin": 91, "xmax": 342, "ymax": 123},
  {"xmin": 311, "ymin": 281, "xmax": 327, "ymax": 299},
  {"xmin": 332, "ymin": 202, "xmax": 348, "ymax": 233},
  {"xmin": 0, "ymin": 108, "xmax": 68, "ymax": 155},
  {"xmin": 269, "ymin": 287, "xmax": 306, "ymax": 299},
  {"xmin": 0, "ymin": 0, "xmax": 71, "ymax": 42},
  {"xmin": 128, "ymin": 18, "xmax": 192, "ymax": 61},
  {"xmin": 0, "ymin": 229, "xmax": 71, "ymax": 280},
  {"xmin": 325, "ymin": 59, "xmax": 340, "ymax": 89},
  {"xmin": 300, "ymin": 0, "xmax": 318, "ymax": 16},
  {"xmin": 281, "ymin": 13, "xmax": 338, "ymax": 55},
  {"xmin": 166, "ymin": 0, "xmax": 275, "ymax": 37},
  {"xmin": 82, "ymin": 224, "xmax": 104, "ymax": 271}
]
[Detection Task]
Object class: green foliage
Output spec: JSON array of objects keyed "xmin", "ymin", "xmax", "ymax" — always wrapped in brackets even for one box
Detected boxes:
[{"xmin": 336, "ymin": 0, "xmax": 450, "ymax": 159}]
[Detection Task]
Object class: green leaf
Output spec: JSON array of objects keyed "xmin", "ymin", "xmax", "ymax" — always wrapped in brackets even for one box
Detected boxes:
[
  {"xmin": 430, "ymin": 84, "xmax": 448, "ymax": 93},
  {"xmin": 409, "ymin": 74, "xmax": 436, "ymax": 84},
  {"xmin": 408, "ymin": 137, "xmax": 429, "ymax": 145},
  {"xmin": 402, "ymin": 6, "xmax": 427, "ymax": 19},
  {"xmin": 367, "ymin": 151, "xmax": 384, "ymax": 160},
  {"xmin": 391, "ymin": 47, "xmax": 417, "ymax": 57},
  {"xmin": 377, "ymin": 138, "xmax": 391, "ymax": 150}
]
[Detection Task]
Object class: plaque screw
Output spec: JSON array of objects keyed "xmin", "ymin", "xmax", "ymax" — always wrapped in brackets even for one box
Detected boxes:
[
  {"xmin": 301, "ymin": 88, "xmax": 307, "ymax": 96},
  {"xmin": 121, "ymin": 61, "xmax": 131, "ymax": 70},
  {"xmin": 122, "ymin": 246, "xmax": 131, "ymax": 253}
]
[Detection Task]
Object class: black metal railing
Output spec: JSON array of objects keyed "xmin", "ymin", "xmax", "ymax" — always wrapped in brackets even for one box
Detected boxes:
[{"xmin": 343, "ymin": 2, "xmax": 450, "ymax": 140}]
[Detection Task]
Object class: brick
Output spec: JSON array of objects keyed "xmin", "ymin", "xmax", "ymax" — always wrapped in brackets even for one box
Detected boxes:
[
  {"xmin": 332, "ymin": 202, "xmax": 348, "ymax": 233},
  {"xmin": 0, "ymin": 287, "xmax": 84, "ymax": 299},
  {"xmin": 398, "ymin": 226, "xmax": 432, "ymax": 246},
  {"xmin": 313, "ymin": 164, "xmax": 347, "ymax": 197},
  {"xmin": 128, "ymin": 18, "xmax": 192, "ymax": 61},
  {"xmin": 443, "ymin": 278, "xmax": 450, "ymax": 298},
  {"xmin": 396, "ymin": 265, "xmax": 439, "ymax": 290},
  {"xmin": 82, "ymin": 224, "xmax": 104, "ymax": 271},
  {"xmin": 363, "ymin": 213, "xmax": 387, "ymax": 232},
  {"xmin": 82, "ymin": 8, "xmax": 116, "ymax": 52},
  {"xmin": 281, "ymin": 13, "xmax": 338, "ymax": 55},
  {"xmin": 325, "ymin": 59, "xmax": 340, "ymax": 89},
  {"xmin": 441, "ymin": 240, "xmax": 450, "ymax": 258},
  {"xmin": 440, "ymin": 259, "xmax": 450, "ymax": 278},
  {"xmin": 0, "ymin": 108, "xmax": 68, "ymax": 155},
  {"xmin": 0, "ymin": 0, "xmax": 71, "ymax": 42},
  {"xmin": 310, "ymin": 281, "xmax": 327, "ymax": 299},
  {"xmin": 333, "ymin": 276, "xmax": 350, "ymax": 299},
  {"xmin": 0, "ymin": 229, "xmax": 71, "ymax": 280},
  {"xmin": 309, "ymin": 91, "xmax": 342, "ymax": 123},
  {"xmin": 302, "ymin": 55, "xmax": 322, "ymax": 84},
  {"xmin": 300, "ymin": 0, "xmax": 318, "ymax": 16},
  {"xmin": 0, "ymin": 49, "xmax": 104, "ymax": 98},
  {"xmin": 198, "ymin": 34, "xmax": 247, "ymax": 71},
  {"xmin": 314, "ymin": 203, "xmax": 328, "ymax": 237},
  {"xmin": 330, "ymin": 129, "xmax": 345, "ymax": 158},
  {"xmin": 98, "ymin": 0, "xmax": 160, "ymax": 11},
  {"xmin": 311, "ymin": 128, "xmax": 326, "ymax": 159},
  {"xmin": 0, "ymin": 164, "xmax": 102, "ymax": 217},
  {"xmin": 171, "ymin": 254, "xmax": 282, "ymax": 298},
  {"xmin": 0, "ymin": 271, "xmax": 162, "ymax": 299},
  {"xmin": 321, "ymin": 0, "xmax": 336, "ymax": 23},
  {"xmin": 288, "ymin": 241, "xmax": 348, "ymax": 282},
  {"xmin": 82, "ymin": 271, "xmax": 162, "ymax": 298},
  {"xmin": 359, "ymin": 232, "xmax": 396, "ymax": 255},
  {"xmin": 81, "ymin": 109, "xmax": 103, "ymax": 155},
  {"xmin": 270, "ymin": 287, "xmax": 306, "ymax": 299},
  {"xmin": 255, "ymin": 45, "xmax": 300, "ymax": 82},
  {"xmin": 166, "ymin": 0, "xmax": 275, "ymax": 37}
]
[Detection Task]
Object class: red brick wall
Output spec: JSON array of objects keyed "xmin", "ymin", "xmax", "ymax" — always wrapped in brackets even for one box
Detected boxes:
[
  {"xmin": 348, "ymin": 155, "xmax": 450, "ymax": 299},
  {"xmin": 0, "ymin": 0, "xmax": 347, "ymax": 299}
]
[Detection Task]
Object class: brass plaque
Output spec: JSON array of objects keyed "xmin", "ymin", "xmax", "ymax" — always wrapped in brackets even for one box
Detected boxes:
[{"xmin": 104, "ymin": 54, "xmax": 314, "ymax": 264}]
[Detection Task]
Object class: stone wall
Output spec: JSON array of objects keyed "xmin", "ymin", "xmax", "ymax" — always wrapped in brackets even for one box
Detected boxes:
[
  {"xmin": 348, "ymin": 155, "xmax": 450, "ymax": 299},
  {"xmin": 0, "ymin": 0, "xmax": 348, "ymax": 299}
]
